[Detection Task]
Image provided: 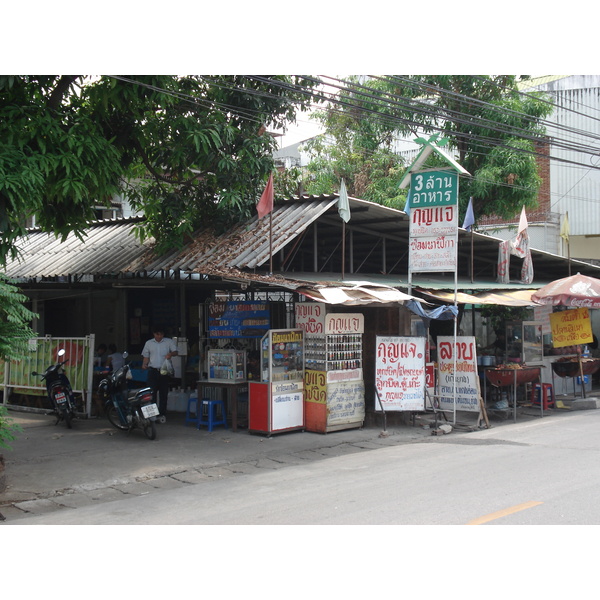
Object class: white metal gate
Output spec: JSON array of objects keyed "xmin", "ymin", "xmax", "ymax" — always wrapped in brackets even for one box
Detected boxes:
[{"xmin": 0, "ymin": 334, "xmax": 96, "ymax": 417}]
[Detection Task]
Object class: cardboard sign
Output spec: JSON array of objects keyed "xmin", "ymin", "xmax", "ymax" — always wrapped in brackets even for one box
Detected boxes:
[{"xmin": 550, "ymin": 308, "xmax": 593, "ymax": 348}]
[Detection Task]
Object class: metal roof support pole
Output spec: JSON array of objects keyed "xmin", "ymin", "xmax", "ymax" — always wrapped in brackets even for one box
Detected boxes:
[
  {"xmin": 179, "ymin": 280, "xmax": 186, "ymax": 337},
  {"xmin": 269, "ymin": 211, "xmax": 273, "ymax": 276},
  {"xmin": 342, "ymin": 220, "xmax": 346, "ymax": 280},
  {"xmin": 350, "ymin": 229, "xmax": 354, "ymax": 274},
  {"xmin": 313, "ymin": 221, "xmax": 318, "ymax": 273}
]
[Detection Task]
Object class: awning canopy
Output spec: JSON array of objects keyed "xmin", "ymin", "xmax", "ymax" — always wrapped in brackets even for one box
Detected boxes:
[
  {"xmin": 416, "ymin": 288, "xmax": 539, "ymax": 307},
  {"xmin": 295, "ymin": 282, "xmax": 423, "ymax": 306}
]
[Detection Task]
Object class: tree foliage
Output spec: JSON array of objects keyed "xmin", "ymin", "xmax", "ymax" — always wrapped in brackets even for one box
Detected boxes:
[
  {"xmin": 303, "ymin": 77, "xmax": 408, "ymax": 208},
  {"xmin": 0, "ymin": 75, "xmax": 318, "ymax": 261},
  {"xmin": 303, "ymin": 75, "xmax": 553, "ymax": 219},
  {"xmin": 0, "ymin": 274, "xmax": 37, "ymax": 361}
]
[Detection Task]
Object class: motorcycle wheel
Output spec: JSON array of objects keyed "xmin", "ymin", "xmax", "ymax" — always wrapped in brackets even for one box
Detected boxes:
[
  {"xmin": 142, "ymin": 419, "xmax": 157, "ymax": 441},
  {"xmin": 63, "ymin": 410, "xmax": 73, "ymax": 429},
  {"xmin": 106, "ymin": 405, "xmax": 129, "ymax": 431}
]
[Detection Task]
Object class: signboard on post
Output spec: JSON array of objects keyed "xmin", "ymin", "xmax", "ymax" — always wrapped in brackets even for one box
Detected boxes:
[
  {"xmin": 409, "ymin": 170, "xmax": 459, "ymax": 273},
  {"xmin": 437, "ymin": 336, "xmax": 480, "ymax": 413},
  {"xmin": 375, "ymin": 336, "xmax": 426, "ymax": 411}
]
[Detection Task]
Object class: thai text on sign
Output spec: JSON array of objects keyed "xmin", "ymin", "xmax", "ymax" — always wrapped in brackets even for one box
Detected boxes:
[
  {"xmin": 305, "ymin": 369, "xmax": 327, "ymax": 404},
  {"xmin": 410, "ymin": 205, "xmax": 457, "ymax": 237},
  {"xmin": 550, "ymin": 308, "xmax": 593, "ymax": 348},
  {"xmin": 325, "ymin": 313, "xmax": 364, "ymax": 334},
  {"xmin": 375, "ymin": 336, "xmax": 425, "ymax": 411},
  {"xmin": 327, "ymin": 380, "xmax": 365, "ymax": 424},
  {"xmin": 409, "ymin": 170, "xmax": 458, "ymax": 208},
  {"xmin": 437, "ymin": 336, "xmax": 480, "ymax": 412},
  {"xmin": 295, "ymin": 302, "xmax": 326, "ymax": 335},
  {"xmin": 409, "ymin": 171, "xmax": 458, "ymax": 273},
  {"xmin": 208, "ymin": 301, "xmax": 270, "ymax": 338}
]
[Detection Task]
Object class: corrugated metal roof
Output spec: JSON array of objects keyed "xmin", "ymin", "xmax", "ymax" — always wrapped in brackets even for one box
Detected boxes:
[
  {"xmin": 5, "ymin": 218, "xmax": 154, "ymax": 279},
  {"xmin": 165, "ymin": 196, "xmax": 338, "ymax": 271},
  {"xmin": 5, "ymin": 195, "xmax": 600, "ymax": 295},
  {"xmin": 3, "ymin": 196, "xmax": 341, "ymax": 279}
]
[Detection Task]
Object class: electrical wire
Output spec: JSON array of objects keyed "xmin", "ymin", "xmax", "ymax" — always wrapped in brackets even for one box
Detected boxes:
[{"xmin": 105, "ymin": 74, "xmax": 600, "ymax": 205}]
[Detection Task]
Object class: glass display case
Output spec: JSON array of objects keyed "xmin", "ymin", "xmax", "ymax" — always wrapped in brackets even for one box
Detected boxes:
[
  {"xmin": 305, "ymin": 333, "xmax": 362, "ymax": 372},
  {"xmin": 505, "ymin": 321, "xmax": 543, "ymax": 364},
  {"xmin": 522, "ymin": 321, "xmax": 543, "ymax": 364},
  {"xmin": 249, "ymin": 329, "xmax": 304, "ymax": 435},
  {"xmin": 260, "ymin": 329, "xmax": 304, "ymax": 383},
  {"xmin": 207, "ymin": 349, "xmax": 246, "ymax": 383}
]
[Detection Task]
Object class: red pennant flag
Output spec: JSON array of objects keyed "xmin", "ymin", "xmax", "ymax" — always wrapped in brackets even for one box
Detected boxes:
[{"xmin": 256, "ymin": 173, "xmax": 274, "ymax": 219}]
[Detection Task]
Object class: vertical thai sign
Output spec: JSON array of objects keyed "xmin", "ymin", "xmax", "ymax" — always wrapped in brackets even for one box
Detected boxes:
[
  {"xmin": 375, "ymin": 336, "xmax": 426, "ymax": 411},
  {"xmin": 437, "ymin": 336, "xmax": 480, "ymax": 412},
  {"xmin": 409, "ymin": 170, "xmax": 459, "ymax": 273}
]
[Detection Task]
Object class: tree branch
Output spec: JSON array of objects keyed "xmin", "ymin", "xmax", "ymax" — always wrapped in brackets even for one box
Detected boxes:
[{"xmin": 46, "ymin": 76, "xmax": 81, "ymax": 111}]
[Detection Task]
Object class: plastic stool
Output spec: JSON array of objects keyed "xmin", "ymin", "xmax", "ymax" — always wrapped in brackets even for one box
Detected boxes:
[
  {"xmin": 197, "ymin": 399, "xmax": 228, "ymax": 432},
  {"xmin": 185, "ymin": 395, "xmax": 199, "ymax": 426},
  {"xmin": 530, "ymin": 383, "xmax": 555, "ymax": 409}
]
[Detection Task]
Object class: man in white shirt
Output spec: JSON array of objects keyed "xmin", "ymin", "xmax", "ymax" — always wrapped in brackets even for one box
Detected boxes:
[{"xmin": 141, "ymin": 326, "xmax": 178, "ymax": 420}]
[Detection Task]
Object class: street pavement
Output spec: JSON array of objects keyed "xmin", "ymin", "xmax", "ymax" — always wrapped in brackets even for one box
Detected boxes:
[{"xmin": 0, "ymin": 396, "xmax": 596, "ymax": 524}]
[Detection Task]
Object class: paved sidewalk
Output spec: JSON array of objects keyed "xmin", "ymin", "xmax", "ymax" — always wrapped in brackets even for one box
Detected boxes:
[{"xmin": 0, "ymin": 399, "xmax": 592, "ymax": 524}]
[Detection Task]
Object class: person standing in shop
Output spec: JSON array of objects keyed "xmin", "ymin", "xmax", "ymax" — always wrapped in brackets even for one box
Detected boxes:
[{"xmin": 141, "ymin": 325, "xmax": 178, "ymax": 421}]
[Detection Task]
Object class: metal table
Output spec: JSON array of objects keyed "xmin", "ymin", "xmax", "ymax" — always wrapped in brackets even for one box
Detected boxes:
[{"xmin": 484, "ymin": 366, "xmax": 541, "ymax": 422}]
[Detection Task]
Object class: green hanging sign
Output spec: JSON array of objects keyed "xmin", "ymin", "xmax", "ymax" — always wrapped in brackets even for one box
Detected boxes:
[{"xmin": 409, "ymin": 170, "xmax": 458, "ymax": 208}]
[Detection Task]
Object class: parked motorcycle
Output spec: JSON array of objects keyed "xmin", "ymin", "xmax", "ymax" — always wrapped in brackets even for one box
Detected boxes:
[
  {"xmin": 98, "ymin": 352, "xmax": 159, "ymax": 440},
  {"xmin": 32, "ymin": 348, "xmax": 78, "ymax": 428}
]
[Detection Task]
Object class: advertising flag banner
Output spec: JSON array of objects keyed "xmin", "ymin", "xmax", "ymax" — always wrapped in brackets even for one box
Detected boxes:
[
  {"xmin": 337, "ymin": 178, "xmax": 351, "ymax": 223},
  {"xmin": 256, "ymin": 172, "xmax": 274, "ymax": 219}
]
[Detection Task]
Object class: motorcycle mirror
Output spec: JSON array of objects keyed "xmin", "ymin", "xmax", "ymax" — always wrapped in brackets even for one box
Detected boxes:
[
  {"xmin": 57, "ymin": 349, "xmax": 66, "ymax": 358},
  {"xmin": 31, "ymin": 371, "xmax": 38, "ymax": 376}
]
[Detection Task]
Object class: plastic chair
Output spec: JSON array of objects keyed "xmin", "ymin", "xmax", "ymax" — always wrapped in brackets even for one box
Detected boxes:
[
  {"xmin": 184, "ymin": 395, "xmax": 199, "ymax": 426},
  {"xmin": 530, "ymin": 383, "xmax": 555, "ymax": 409},
  {"xmin": 197, "ymin": 398, "xmax": 228, "ymax": 432}
]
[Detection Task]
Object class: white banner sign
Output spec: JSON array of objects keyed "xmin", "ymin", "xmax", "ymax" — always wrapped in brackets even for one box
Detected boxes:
[
  {"xmin": 375, "ymin": 336, "xmax": 426, "ymax": 411},
  {"xmin": 409, "ymin": 235, "xmax": 457, "ymax": 272},
  {"xmin": 410, "ymin": 205, "xmax": 458, "ymax": 237},
  {"xmin": 437, "ymin": 336, "xmax": 480, "ymax": 412}
]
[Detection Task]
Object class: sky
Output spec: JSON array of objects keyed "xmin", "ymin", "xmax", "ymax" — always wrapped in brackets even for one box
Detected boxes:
[{"xmin": 6, "ymin": 4, "xmax": 591, "ymax": 76}]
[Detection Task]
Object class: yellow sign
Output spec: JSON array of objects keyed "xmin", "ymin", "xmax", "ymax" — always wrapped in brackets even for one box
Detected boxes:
[
  {"xmin": 305, "ymin": 370, "xmax": 327, "ymax": 404},
  {"xmin": 550, "ymin": 308, "xmax": 593, "ymax": 348}
]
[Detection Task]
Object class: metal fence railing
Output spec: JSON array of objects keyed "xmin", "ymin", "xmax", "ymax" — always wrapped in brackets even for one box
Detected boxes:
[{"xmin": 0, "ymin": 335, "xmax": 96, "ymax": 417}]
